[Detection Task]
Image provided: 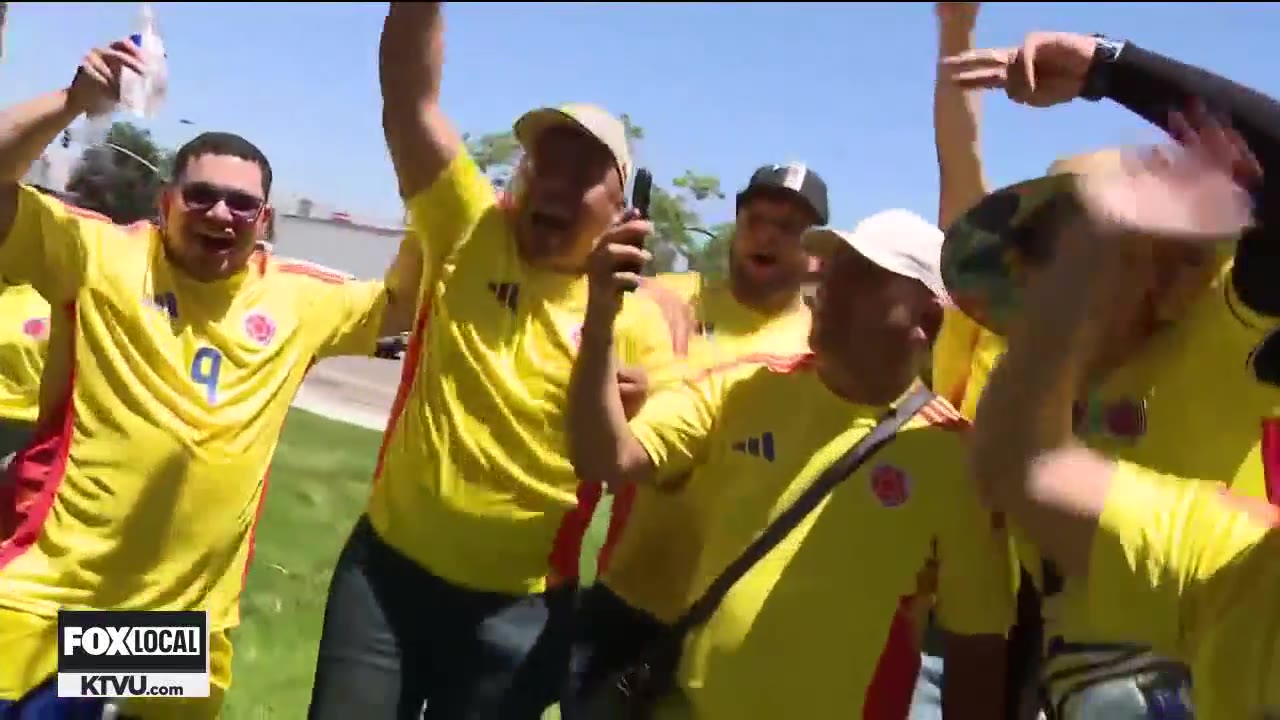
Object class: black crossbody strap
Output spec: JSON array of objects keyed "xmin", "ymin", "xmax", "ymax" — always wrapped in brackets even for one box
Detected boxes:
[{"xmin": 672, "ymin": 384, "xmax": 937, "ymax": 635}]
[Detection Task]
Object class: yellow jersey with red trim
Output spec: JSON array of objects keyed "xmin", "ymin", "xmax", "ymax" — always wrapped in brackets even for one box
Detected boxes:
[
  {"xmin": 0, "ymin": 185, "xmax": 387, "ymax": 630},
  {"xmin": 600, "ymin": 274, "xmax": 812, "ymax": 622},
  {"xmin": 627, "ymin": 354, "xmax": 1014, "ymax": 718},
  {"xmin": 0, "ymin": 284, "xmax": 50, "ymax": 424},
  {"xmin": 1088, "ymin": 462, "xmax": 1280, "ymax": 718},
  {"xmin": 366, "ymin": 151, "xmax": 676, "ymax": 595}
]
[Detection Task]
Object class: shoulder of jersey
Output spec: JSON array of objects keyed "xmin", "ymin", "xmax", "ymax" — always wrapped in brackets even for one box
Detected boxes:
[
  {"xmin": 43, "ymin": 192, "xmax": 155, "ymax": 238},
  {"xmin": 911, "ymin": 394, "xmax": 969, "ymax": 433},
  {"xmin": 685, "ymin": 351, "xmax": 813, "ymax": 383},
  {"xmin": 270, "ymin": 256, "xmax": 355, "ymax": 285}
]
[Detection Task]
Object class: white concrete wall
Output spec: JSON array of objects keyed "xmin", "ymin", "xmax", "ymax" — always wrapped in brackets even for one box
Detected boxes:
[{"xmin": 271, "ymin": 215, "xmax": 404, "ymax": 280}]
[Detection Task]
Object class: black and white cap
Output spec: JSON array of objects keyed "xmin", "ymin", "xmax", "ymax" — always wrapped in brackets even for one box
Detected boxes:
[{"xmin": 736, "ymin": 162, "xmax": 830, "ymax": 226}]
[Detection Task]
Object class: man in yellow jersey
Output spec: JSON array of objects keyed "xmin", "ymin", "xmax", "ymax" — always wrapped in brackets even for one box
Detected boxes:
[
  {"xmin": 0, "ymin": 39, "xmax": 421, "ymax": 719},
  {"xmin": 971, "ymin": 123, "xmax": 1280, "ymax": 719},
  {"xmin": 563, "ymin": 161, "xmax": 828, "ymax": 712},
  {"xmin": 568, "ymin": 208, "xmax": 1014, "ymax": 718},
  {"xmin": 306, "ymin": 4, "xmax": 675, "ymax": 717},
  {"xmin": 939, "ymin": 23, "xmax": 1280, "ymax": 718}
]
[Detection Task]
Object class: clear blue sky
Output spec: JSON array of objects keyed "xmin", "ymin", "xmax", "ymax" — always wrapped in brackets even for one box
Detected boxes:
[{"xmin": 3, "ymin": 2, "xmax": 1278, "ymax": 229}]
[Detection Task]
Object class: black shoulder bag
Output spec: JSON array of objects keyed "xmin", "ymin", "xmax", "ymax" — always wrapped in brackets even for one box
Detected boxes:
[{"xmin": 608, "ymin": 385, "xmax": 937, "ymax": 719}]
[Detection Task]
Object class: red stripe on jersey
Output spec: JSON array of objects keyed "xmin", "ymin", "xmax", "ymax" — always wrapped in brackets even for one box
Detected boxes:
[
  {"xmin": 276, "ymin": 262, "xmax": 349, "ymax": 285},
  {"xmin": 0, "ymin": 303, "xmax": 78, "ymax": 569},
  {"xmin": 238, "ymin": 469, "xmax": 272, "ymax": 589},
  {"xmin": 862, "ymin": 595, "xmax": 923, "ymax": 719},
  {"xmin": 1262, "ymin": 418, "xmax": 1280, "ymax": 506},
  {"xmin": 680, "ymin": 351, "xmax": 813, "ymax": 385},
  {"xmin": 372, "ymin": 298, "xmax": 431, "ymax": 482},
  {"xmin": 547, "ymin": 481, "xmax": 605, "ymax": 587},
  {"xmin": 917, "ymin": 397, "xmax": 970, "ymax": 433}
]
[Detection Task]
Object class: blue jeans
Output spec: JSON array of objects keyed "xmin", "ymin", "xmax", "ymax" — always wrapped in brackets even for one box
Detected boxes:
[
  {"xmin": 909, "ymin": 653, "xmax": 944, "ymax": 720},
  {"xmin": 307, "ymin": 516, "xmax": 576, "ymax": 720}
]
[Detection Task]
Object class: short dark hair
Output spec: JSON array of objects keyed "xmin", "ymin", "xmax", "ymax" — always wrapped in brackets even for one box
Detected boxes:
[{"xmin": 171, "ymin": 131, "xmax": 273, "ymax": 197}]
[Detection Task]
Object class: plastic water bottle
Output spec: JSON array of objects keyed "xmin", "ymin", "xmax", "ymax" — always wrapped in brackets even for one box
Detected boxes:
[
  {"xmin": 119, "ymin": 3, "xmax": 168, "ymax": 119},
  {"xmin": 79, "ymin": 3, "xmax": 168, "ymax": 145},
  {"xmin": 0, "ymin": 3, "xmax": 9, "ymax": 63}
]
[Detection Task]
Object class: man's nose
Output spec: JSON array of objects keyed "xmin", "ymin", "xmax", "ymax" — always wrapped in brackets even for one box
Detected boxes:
[{"xmin": 204, "ymin": 200, "xmax": 236, "ymax": 223}]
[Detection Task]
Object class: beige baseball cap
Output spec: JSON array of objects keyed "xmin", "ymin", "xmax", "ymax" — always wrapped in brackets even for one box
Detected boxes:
[
  {"xmin": 804, "ymin": 209, "xmax": 951, "ymax": 303},
  {"xmin": 513, "ymin": 103, "xmax": 634, "ymax": 186}
]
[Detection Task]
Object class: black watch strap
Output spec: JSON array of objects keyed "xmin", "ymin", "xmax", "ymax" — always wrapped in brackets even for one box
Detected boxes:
[{"xmin": 1080, "ymin": 34, "xmax": 1126, "ymax": 102}]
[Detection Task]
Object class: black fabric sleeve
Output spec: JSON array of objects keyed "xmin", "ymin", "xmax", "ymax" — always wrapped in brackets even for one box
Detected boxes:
[{"xmin": 1105, "ymin": 43, "xmax": 1280, "ymax": 317}]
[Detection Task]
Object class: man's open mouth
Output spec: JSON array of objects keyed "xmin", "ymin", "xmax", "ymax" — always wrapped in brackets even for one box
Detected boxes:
[
  {"xmin": 195, "ymin": 232, "xmax": 236, "ymax": 253},
  {"xmin": 530, "ymin": 210, "xmax": 571, "ymax": 232},
  {"xmin": 746, "ymin": 253, "xmax": 778, "ymax": 270}
]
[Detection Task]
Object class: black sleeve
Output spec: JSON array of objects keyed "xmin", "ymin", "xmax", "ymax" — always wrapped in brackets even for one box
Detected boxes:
[{"xmin": 1105, "ymin": 44, "xmax": 1280, "ymax": 317}]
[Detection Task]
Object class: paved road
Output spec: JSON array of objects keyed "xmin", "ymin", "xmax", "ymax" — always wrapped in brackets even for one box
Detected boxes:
[{"xmin": 292, "ymin": 355, "xmax": 401, "ymax": 432}]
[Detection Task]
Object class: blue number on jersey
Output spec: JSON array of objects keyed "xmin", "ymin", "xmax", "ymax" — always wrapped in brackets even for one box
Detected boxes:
[{"xmin": 191, "ymin": 347, "xmax": 223, "ymax": 405}]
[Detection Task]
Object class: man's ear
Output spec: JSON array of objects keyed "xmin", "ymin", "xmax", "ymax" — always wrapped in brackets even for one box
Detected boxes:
[{"xmin": 156, "ymin": 185, "xmax": 175, "ymax": 226}]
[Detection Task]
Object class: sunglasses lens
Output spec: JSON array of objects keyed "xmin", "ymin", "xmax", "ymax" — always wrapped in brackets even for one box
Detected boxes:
[
  {"xmin": 181, "ymin": 183, "xmax": 219, "ymax": 210},
  {"xmin": 225, "ymin": 192, "xmax": 264, "ymax": 216}
]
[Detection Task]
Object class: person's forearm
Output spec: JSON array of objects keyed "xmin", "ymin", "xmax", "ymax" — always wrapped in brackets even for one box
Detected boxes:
[
  {"xmin": 1106, "ymin": 43, "xmax": 1280, "ymax": 314},
  {"xmin": 935, "ymin": 23, "xmax": 988, "ymax": 230},
  {"xmin": 0, "ymin": 89, "xmax": 82, "ymax": 243},
  {"xmin": 972, "ymin": 227, "xmax": 1126, "ymax": 508},
  {"xmin": 567, "ymin": 309, "xmax": 646, "ymax": 487},
  {"xmin": 0, "ymin": 90, "xmax": 80, "ymax": 184}
]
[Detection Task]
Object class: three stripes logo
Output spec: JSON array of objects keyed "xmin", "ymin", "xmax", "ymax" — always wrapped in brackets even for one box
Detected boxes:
[
  {"xmin": 488, "ymin": 282, "xmax": 520, "ymax": 312},
  {"xmin": 731, "ymin": 431, "xmax": 775, "ymax": 462}
]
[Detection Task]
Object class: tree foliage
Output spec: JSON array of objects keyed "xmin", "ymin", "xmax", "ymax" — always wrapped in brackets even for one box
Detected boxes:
[
  {"xmin": 463, "ymin": 115, "xmax": 730, "ymax": 278},
  {"xmin": 67, "ymin": 121, "xmax": 173, "ymax": 224}
]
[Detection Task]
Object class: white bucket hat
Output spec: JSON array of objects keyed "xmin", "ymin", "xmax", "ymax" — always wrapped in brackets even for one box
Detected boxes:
[{"xmin": 804, "ymin": 209, "xmax": 951, "ymax": 304}]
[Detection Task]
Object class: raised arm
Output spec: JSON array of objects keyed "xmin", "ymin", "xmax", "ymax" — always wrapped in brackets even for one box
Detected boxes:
[
  {"xmin": 0, "ymin": 40, "xmax": 141, "ymax": 244},
  {"xmin": 380, "ymin": 2, "xmax": 463, "ymax": 201},
  {"xmin": 1101, "ymin": 43, "xmax": 1280, "ymax": 315},
  {"xmin": 934, "ymin": 2, "xmax": 988, "ymax": 231}
]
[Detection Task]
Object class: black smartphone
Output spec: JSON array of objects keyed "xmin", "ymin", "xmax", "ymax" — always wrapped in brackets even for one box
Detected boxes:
[{"xmin": 620, "ymin": 168, "xmax": 653, "ymax": 290}]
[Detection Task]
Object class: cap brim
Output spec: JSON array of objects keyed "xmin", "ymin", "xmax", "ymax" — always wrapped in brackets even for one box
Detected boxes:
[
  {"xmin": 513, "ymin": 107, "xmax": 581, "ymax": 150},
  {"xmin": 737, "ymin": 185, "xmax": 828, "ymax": 226},
  {"xmin": 940, "ymin": 173, "xmax": 1076, "ymax": 336}
]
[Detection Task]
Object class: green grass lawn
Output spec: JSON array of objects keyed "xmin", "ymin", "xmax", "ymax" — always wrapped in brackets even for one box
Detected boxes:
[{"xmin": 224, "ymin": 409, "xmax": 612, "ymax": 719}]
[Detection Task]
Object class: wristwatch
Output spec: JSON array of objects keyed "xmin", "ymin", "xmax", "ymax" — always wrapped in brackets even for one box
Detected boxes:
[{"xmin": 1080, "ymin": 34, "xmax": 1127, "ymax": 102}]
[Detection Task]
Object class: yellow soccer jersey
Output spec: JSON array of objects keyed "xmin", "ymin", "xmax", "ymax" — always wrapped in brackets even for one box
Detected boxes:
[
  {"xmin": 628, "ymin": 354, "xmax": 1014, "ymax": 718},
  {"xmin": 366, "ymin": 151, "xmax": 676, "ymax": 595},
  {"xmin": 0, "ymin": 283, "xmax": 49, "ymax": 424},
  {"xmin": 601, "ymin": 276, "xmax": 812, "ymax": 622},
  {"xmin": 0, "ymin": 186, "xmax": 387, "ymax": 631},
  {"xmin": 1089, "ymin": 462, "xmax": 1280, "ymax": 718}
]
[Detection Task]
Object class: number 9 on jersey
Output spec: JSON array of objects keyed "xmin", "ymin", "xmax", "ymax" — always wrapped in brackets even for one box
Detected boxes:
[{"xmin": 191, "ymin": 347, "xmax": 223, "ymax": 405}]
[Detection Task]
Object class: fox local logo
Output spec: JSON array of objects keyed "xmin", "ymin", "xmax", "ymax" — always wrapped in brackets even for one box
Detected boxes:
[{"xmin": 63, "ymin": 624, "xmax": 203, "ymax": 657}]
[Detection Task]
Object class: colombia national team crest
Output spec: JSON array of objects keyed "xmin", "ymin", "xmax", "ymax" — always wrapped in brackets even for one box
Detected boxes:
[
  {"xmin": 243, "ymin": 311, "xmax": 277, "ymax": 346},
  {"xmin": 22, "ymin": 317, "xmax": 49, "ymax": 341},
  {"xmin": 870, "ymin": 464, "xmax": 911, "ymax": 508}
]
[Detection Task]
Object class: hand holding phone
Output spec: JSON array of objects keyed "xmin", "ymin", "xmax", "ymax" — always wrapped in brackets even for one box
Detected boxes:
[{"xmin": 619, "ymin": 168, "xmax": 653, "ymax": 290}]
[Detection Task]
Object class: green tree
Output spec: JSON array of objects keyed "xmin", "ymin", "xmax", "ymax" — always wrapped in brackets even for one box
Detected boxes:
[
  {"xmin": 462, "ymin": 130, "xmax": 522, "ymax": 187},
  {"xmin": 67, "ymin": 121, "xmax": 172, "ymax": 224}
]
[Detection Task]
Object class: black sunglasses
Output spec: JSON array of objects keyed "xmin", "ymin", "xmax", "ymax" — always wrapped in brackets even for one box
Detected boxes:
[{"xmin": 179, "ymin": 182, "xmax": 265, "ymax": 221}]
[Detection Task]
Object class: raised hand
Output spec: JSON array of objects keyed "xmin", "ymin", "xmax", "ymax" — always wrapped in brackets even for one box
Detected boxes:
[
  {"xmin": 943, "ymin": 31, "xmax": 1096, "ymax": 108},
  {"xmin": 585, "ymin": 209, "xmax": 653, "ymax": 320},
  {"xmin": 68, "ymin": 38, "xmax": 145, "ymax": 115},
  {"xmin": 1076, "ymin": 109, "xmax": 1260, "ymax": 242}
]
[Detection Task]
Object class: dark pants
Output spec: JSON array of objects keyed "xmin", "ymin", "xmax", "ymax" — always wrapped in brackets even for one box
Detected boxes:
[
  {"xmin": 562, "ymin": 584, "xmax": 667, "ymax": 719},
  {"xmin": 308, "ymin": 516, "xmax": 576, "ymax": 720}
]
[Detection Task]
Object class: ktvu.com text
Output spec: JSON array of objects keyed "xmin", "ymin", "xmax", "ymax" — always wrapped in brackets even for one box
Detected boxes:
[{"xmin": 57, "ymin": 609, "xmax": 211, "ymax": 699}]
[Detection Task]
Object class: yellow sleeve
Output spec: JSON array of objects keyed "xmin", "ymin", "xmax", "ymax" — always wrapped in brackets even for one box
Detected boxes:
[
  {"xmin": 627, "ymin": 364, "xmax": 731, "ymax": 485},
  {"xmin": 934, "ymin": 432, "xmax": 1017, "ymax": 636},
  {"xmin": 404, "ymin": 151, "xmax": 497, "ymax": 290},
  {"xmin": 314, "ymin": 280, "xmax": 390, "ymax": 359},
  {"xmin": 615, "ymin": 293, "xmax": 677, "ymax": 371},
  {"xmin": 1087, "ymin": 462, "xmax": 1277, "ymax": 655},
  {"xmin": 931, "ymin": 307, "xmax": 982, "ymax": 410},
  {"xmin": 0, "ymin": 184, "xmax": 106, "ymax": 304}
]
